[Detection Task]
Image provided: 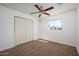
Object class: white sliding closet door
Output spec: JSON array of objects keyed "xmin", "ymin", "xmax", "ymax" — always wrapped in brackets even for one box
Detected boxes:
[
  {"xmin": 15, "ymin": 16, "xmax": 33, "ymax": 45},
  {"xmin": 25, "ymin": 19, "xmax": 33, "ymax": 42}
]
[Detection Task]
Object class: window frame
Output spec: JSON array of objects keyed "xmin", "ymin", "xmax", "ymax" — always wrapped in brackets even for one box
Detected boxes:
[{"xmin": 48, "ymin": 18, "xmax": 62, "ymax": 30}]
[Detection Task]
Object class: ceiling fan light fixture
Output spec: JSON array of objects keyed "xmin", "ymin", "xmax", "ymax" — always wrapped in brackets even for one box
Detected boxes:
[{"xmin": 30, "ymin": 4, "xmax": 54, "ymax": 17}]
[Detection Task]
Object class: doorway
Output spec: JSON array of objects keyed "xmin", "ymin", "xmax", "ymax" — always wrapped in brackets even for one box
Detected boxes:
[{"xmin": 14, "ymin": 16, "xmax": 33, "ymax": 45}]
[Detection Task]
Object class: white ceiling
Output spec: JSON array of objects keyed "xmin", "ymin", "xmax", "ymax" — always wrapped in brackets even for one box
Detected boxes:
[{"xmin": 0, "ymin": 3, "xmax": 78, "ymax": 18}]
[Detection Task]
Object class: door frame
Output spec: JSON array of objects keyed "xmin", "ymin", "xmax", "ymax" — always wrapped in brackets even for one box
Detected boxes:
[{"xmin": 14, "ymin": 16, "xmax": 33, "ymax": 46}]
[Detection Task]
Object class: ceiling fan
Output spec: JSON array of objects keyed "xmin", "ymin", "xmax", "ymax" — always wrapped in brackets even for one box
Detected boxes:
[{"xmin": 30, "ymin": 4, "xmax": 54, "ymax": 17}]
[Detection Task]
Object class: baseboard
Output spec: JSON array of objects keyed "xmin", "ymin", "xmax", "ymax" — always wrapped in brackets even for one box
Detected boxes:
[
  {"xmin": 0, "ymin": 40, "xmax": 33, "ymax": 52},
  {"xmin": 37, "ymin": 38, "xmax": 75, "ymax": 47},
  {"xmin": 0, "ymin": 45, "xmax": 15, "ymax": 52}
]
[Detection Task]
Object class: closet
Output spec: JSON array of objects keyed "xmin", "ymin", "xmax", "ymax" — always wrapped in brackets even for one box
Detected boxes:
[{"xmin": 14, "ymin": 16, "xmax": 33, "ymax": 45}]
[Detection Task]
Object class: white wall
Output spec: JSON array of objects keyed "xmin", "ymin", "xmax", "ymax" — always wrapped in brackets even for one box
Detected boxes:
[
  {"xmin": 0, "ymin": 5, "xmax": 39, "ymax": 51},
  {"xmin": 76, "ymin": 5, "xmax": 79, "ymax": 54},
  {"xmin": 39, "ymin": 9, "xmax": 77, "ymax": 46}
]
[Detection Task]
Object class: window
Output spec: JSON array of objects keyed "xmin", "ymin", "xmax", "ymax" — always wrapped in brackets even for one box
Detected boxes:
[{"xmin": 48, "ymin": 19, "xmax": 62, "ymax": 30}]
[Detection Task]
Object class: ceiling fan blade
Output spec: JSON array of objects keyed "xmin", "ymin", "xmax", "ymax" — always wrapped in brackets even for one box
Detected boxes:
[
  {"xmin": 30, "ymin": 11, "xmax": 39, "ymax": 14},
  {"xmin": 44, "ymin": 7, "xmax": 54, "ymax": 11},
  {"xmin": 44, "ymin": 12, "xmax": 50, "ymax": 16},
  {"xmin": 35, "ymin": 5, "xmax": 41, "ymax": 11}
]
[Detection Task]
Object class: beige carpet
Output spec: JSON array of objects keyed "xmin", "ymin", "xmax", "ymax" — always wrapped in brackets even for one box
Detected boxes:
[{"xmin": 0, "ymin": 39, "xmax": 78, "ymax": 56}]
